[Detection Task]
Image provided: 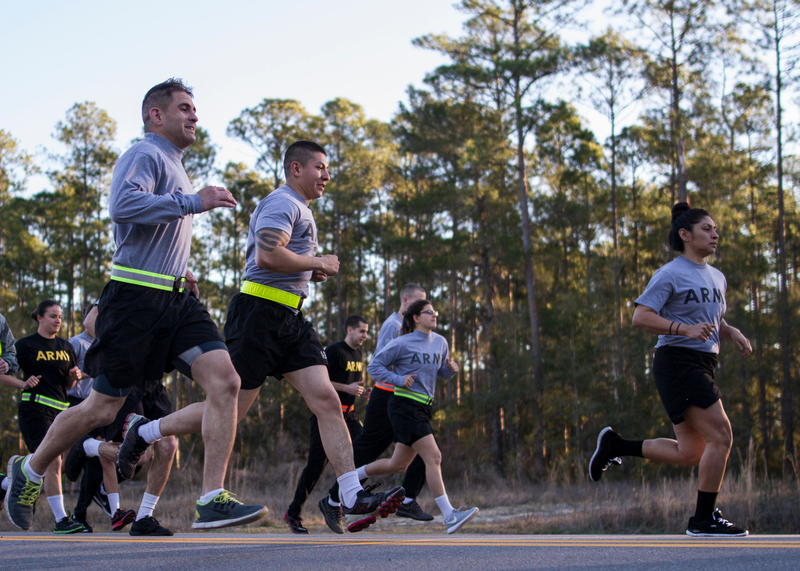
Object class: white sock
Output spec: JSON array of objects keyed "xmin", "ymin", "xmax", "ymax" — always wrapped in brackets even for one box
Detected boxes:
[
  {"xmin": 136, "ymin": 492, "xmax": 160, "ymax": 521},
  {"xmin": 199, "ymin": 488, "xmax": 225, "ymax": 504},
  {"xmin": 108, "ymin": 492, "xmax": 120, "ymax": 514},
  {"xmin": 337, "ymin": 471, "xmax": 363, "ymax": 508},
  {"xmin": 83, "ymin": 438, "xmax": 102, "ymax": 458},
  {"xmin": 1, "ymin": 476, "xmax": 8, "ymax": 491},
  {"xmin": 328, "ymin": 495, "xmax": 340, "ymax": 507},
  {"xmin": 435, "ymin": 494, "xmax": 454, "ymax": 520},
  {"xmin": 100, "ymin": 484, "xmax": 106, "ymax": 495},
  {"xmin": 47, "ymin": 495, "xmax": 68, "ymax": 521},
  {"xmin": 23, "ymin": 456, "xmax": 44, "ymax": 483},
  {"xmin": 138, "ymin": 419, "xmax": 163, "ymax": 444},
  {"xmin": 355, "ymin": 465, "xmax": 369, "ymax": 481},
  {"xmin": 403, "ymin": 497, "xmax": 414, "ymax": 505}
]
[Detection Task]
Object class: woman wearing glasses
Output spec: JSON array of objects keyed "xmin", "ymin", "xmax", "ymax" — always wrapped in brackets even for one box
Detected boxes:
[{"xmin": 360, "ymin": 299, "xmax": 479, "ymax": 534}]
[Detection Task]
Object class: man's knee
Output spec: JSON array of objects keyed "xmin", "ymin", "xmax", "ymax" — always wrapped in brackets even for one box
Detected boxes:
[{"xmin": 155, "ymin": 435, "xmax": 178, "ymax": 460}]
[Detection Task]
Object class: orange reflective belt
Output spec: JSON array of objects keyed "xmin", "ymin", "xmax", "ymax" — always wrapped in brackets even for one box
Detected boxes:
[
  {"xmin": 374, "ymin": 382, "xmax": 395, "ymax": 392},
  {"xmin": 341, "ymin": 404, "xmax": 355, "ymax": 413}
]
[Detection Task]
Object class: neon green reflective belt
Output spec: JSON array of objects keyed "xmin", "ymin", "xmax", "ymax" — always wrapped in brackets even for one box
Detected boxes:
[
  {"xmin": 394, "ymin": 387, "xmax": 433, "ymax": 406},
  {"xmin": 241, "ymin": 281, "xmax": 303, "ymax": 309},
  {"xmin": 21, "ymin": 393, "xmax": 69, "ymax": 411},
  {"xmin": 110, "ymin": 264, "xmax": 186, "ymax": 292}
]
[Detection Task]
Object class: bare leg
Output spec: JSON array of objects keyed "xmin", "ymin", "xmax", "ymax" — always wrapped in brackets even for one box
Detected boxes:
[
  {"xmin": 144, "ymin": 436, "xmax": 178, "ymax": 496},
  {"xmin": 157, "ymin": 387, "xmax": 260, "ymax": 437},
  {"xmin": 99, "ymin": 456, "xmax": 119, "ymax": 495},
  {"xmin": 42, "ymin": 457, "xmax": 63, "ymax": 499},
  {"xmin": 29, "ymin": 391, "xmax": 126, "ymax": 475},
  {"xmin": 285, "ymin": 366, "xmax": 354, "ymax": 477},
  {"xmin": 410, "ymin": 436, "xmax": 444, "ymax": 497},
  {"xmin": 364, "ymin": 443, "xmax": 417, "ymax": 477}
]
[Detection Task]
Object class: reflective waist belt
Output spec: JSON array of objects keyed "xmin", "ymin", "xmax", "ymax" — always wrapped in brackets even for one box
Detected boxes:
[
  {"xmin": 394, "ymin": 387, "xmax": 433, "ymax": 406},
  {"xmin": 110, "ymin": 264, "xmax": 186, "ymax": 292},
  {"xmin": 241, "ymin": 281, "xmax": 303, "ymax": 309},
  {"xmin": 341, "ymin": 404, "xmax": 355, "ymax": 413},
  {"xmin": 375, "ymin": 382, "xmax": 395, "ymax": 392},
  {"xmin": 21, "ymin": 393, "xmax": 69, "ymax": 411}
]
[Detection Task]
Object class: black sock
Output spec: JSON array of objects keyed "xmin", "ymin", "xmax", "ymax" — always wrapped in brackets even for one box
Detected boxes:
[
  {"xmin": 609, "ymin": 438, "xmax": 644, "ymax": 458},
  {"xmin": 694, "ymin": 491, "xmax": 718, "ymax": 521}
]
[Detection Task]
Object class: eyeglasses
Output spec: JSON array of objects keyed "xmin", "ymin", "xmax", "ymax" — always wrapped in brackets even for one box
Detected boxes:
[{"xmin": 420, "ymin": 310, "xmax": 438, "ymax": 317}]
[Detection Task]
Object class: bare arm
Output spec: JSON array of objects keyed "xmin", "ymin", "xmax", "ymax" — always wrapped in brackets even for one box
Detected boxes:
[
  {"xmin": 0, "ymin": 373, "xmax": 25, "ymax": 389},
  {"xmin": 254, "ymin": 228, "xmax": 339, "ymax": 276},
  {"xmin": 631, "ymin": 305, "xmax": 716, "ymax": 342},
  {"xmin": 330, "ymin": 380, "xmax": 364, "ymax": 397},
  {"xmin": 720, "ymin": 319, "xmax": 753, "ymax": 357}
]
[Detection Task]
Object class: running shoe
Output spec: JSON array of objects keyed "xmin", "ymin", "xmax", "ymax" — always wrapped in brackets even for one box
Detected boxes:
[
  {"xmin": 191, "ymin": 490, "xmax": 268, "ymax": 529},
  {"xmin": 5, "ymin": 455, "xmax": 42, "ymax": 530},
  {"xmin": 444, "ymin": 506, "xmax": 479, "ymax": 534},
  {"xmin": 64, "ymin": 435, "xmax": 91, "ymax": 482},
  {"xmin": 117, "ymin": 413, "xmax": 152, "ymax": 480},
  {"xmin": 92, "ymin": 487, "xmax": 112, "ymax": 517},
  {"xmin": 318, "ymin": 496, "xmax": 345, "ymax": 534},
  {"xmin": 130, "ymin": 515, "xmax": 174, "ymax": 536},
  {"xmin": 71, "ymin": 513, "xmax": 93, "ymax": 533},
  {"xmin": 283, "ymin": 511, "xmax": 309, "ymax": 534},
  {"xmin": 341, "ymin": 484, "xmax": 405, "ymax": 533},
  {"xmin": 111, "ymin": 508, "xmax": 136, "ymax": 531},
  {"xmin": 0, "ymin": 472, "xmax": 6, "ymax": 512},
  {"xmin": 589, "ymin": 426, "xmax": 622, "ymax": 482},
  {"xmin": 54, "ymin": 516, "xmax": 85, "ymax": 534},
  {"xmin": 395, "ymin": 498, "xmax": 434, "ymax": 521},
  {"xmin": 687, "ymin": 509, "xmax": 748, "ymax": 537}
]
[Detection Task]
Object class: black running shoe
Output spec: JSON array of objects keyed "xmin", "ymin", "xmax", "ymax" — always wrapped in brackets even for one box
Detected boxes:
[
  {"xmin": 687, "ymin": 509, "xmax": 748, "ymax": 537},
  {"xmin": 71, "ymin": 514, "xmax": 93, "ymax": 533},
  {"xmin": 589, "ymin": 427, "xmax": 622, "ymax": 482},
  {"xmin": 395, "ymin": 499, "xmax": 434, "ymax": 521},
  {"xmin": 130, "ymin": 515, "xmax": 174, "ymax": 536},
  {"xmin": 117, "ymin": 413, "xmax": 151, "ymax": 480},
  {"xmin": 0, "ymin": 471, "xmax": 6, "ymax": 512},
  {"xmin": 92, "ymin": 488, "xmax": 112, "ymax": 517},
  {"xmin": 64, "ymin": 435, "xmax": 91, "ymax": 482},
  {"xmin": 191, "ymin": 490, "xmax": 268, "ymax": 530},
  {"xmin": 112, "ymin": 508, "xmax": 136, "ymax": 531},
  {"xmin": 283, "ymin": 511, "xmax": 309, "ymax": 534},
  {"xmin": 5, "ymin": 455, "xmax": 42, "ymax": 531},
  {"xmin": 54, "ymin": 516, "xmax": 85, "ymax": 534},
  {"xmin": 342, "ymin": 484, "xmax": 405, "ymax": 533},
  {"xmin": 318, "ymin": 496, "xmax": 345, "ymax": 534}
]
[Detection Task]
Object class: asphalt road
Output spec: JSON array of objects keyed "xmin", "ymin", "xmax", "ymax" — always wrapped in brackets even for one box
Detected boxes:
[{"xmin": 1, "ymin": 533, "xmax": 798, "ymax": 570}]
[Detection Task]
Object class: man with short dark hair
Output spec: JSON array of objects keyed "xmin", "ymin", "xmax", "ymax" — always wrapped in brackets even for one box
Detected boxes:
[
  {"xmin": 283, "ymin": 315, "xmax": 370, "ymax": 533},
  {"xmin": 319, "ymin": 283, "xmax": 433, "ymax": 533},
  {"xmin": 4, "ymin": 78, "xmax": 267, "ymax": 533}
]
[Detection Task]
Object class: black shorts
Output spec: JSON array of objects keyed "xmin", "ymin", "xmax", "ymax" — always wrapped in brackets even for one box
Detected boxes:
[
  {"xmin": 18, "ymin": 402, "xmax": 60, "ymax": 453},
  {"xmin": 85, "ymin": 281, "xmax": 227, "ymax": 394},
  {"xmin": 387, "ymin": 395, "xmax": 434, "ymax": 446},
  {"xmin": 653, "ymin": 345, "xmax": 722, "ymax": 425},
  {"xmin": 104, "ymin": 379, "xmax": 174, "ymax": 441},
  {"xmin": 224, "ymin": 293, "xmax": 327, "ymax": 390}
]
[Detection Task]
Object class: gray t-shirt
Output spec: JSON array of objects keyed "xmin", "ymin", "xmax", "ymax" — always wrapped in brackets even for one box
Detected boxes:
[
  {"xmin": 242, "ymin": 185, "xmax": 318, "ymax": 298},
  {"xmin": 67, "ymin": 331, "xmax": 94, "ymax": 399},
  {"xmin": 368, "ymin": 330, "xmax": 455, "ymax": 401},
  {"xmin": 374, "ymin": 312, "xmax": 403, "ymax": 354},
  {"xmin": 109, "ymin": 133, "xmax": 203, "ymax": 277},
  {"xmin": 0, "ymin": 313, "xmax": 19, "ymax": 374},
  {"xmin": 635, "ymin": 255, "xmax": 727, "ymax": 354}
]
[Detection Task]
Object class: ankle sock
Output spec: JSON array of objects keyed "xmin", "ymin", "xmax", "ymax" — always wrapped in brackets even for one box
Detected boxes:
[
  {"xmin": 108, "ymin": 492, "xmax": 120, "ymax": 514},
  {"xmin": 47, "ymin": 495, "xmax": 67, "ymax": 521},
  {"xmin": 83, "ymin": 438, "xmax": 102, "ymax": 458},
  {"xmin": 328, "ymin": 496, "xmax": 340, "ymax": 507},
  {"xmin": 136, "ymin": 492, "xmax": 160, "ymax": 521},
  {"xmin": 23, "ymin": 456, "xmax": 44, "ymax": 483},
  {"xmin": 694, "ymin": 490, "xmax": 718, "ymax": 521},
  {"xmin": 435, "ymin": 494, "xmax": 454, "ymax": 520},
  {"xmin": 1, "ymin": 476, "xmax": 8, "ymax": 491},
  {"xmin": 337, "ymin": 471, "xmax": 362, "ymax": 508},
  {"xmin": 199, "ymin": 488, "xmax": 225, "ymax": 504},
  {"xmin": 610, "ymin": 438, "xmax": 644, "ymax": 458},
  {"xmin": 402, "ymin": 497, "xmax": 414, "ymax": 505},
  {"xmin": 355, "ymin": 465, "xmax": 369, "ymax": 481},
  {"xmin": 138, "ymin": 419, "xmax": 163, "ymax": 444}
]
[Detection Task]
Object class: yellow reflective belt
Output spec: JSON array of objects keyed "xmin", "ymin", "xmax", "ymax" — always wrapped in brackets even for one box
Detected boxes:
[
  {"xmin": 21, "ymin": 393, "xmax": 70, "ymax": 411},
  {"xmin": 394, "ymin": 387, "xmax": 433, "ymax": 405},
  {"xmin": 241, "ymin": 281, "xmax": 302, "ymax": 309},
  {"xmin": 110, "ymin": 264, "xmax": 185, "ymax": 292}
]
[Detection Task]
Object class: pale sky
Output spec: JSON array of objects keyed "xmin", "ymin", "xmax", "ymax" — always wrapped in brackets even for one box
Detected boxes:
[{"xmin": 1, "ymin": 0, "xmax": 476, "ymax": 190}]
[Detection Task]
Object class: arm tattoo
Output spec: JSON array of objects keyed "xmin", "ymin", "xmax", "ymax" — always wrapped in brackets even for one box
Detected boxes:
[{"xmin": 256, "ymin": 228, "xmax": 290, "ymax": 253}]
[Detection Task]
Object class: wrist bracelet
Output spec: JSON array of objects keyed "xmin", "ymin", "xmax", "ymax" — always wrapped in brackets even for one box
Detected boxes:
[
  {"xmin": 676, "ymin": 323, "xmax": 681, "ymax": 335},
  {"xmin": 668, "ymin": 322, "xmax": 674, "ymax": 335}
]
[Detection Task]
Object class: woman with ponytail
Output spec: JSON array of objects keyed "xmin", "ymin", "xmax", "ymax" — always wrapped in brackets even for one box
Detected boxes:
[{"xmin": 589, "ymin": 203, "xmax": 752, "ymax": 537}]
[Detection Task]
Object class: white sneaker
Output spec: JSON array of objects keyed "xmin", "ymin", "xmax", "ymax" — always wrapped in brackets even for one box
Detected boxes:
[{"xmin": 444, "ymin": 506, "xmax": 479, "ymax": 534}]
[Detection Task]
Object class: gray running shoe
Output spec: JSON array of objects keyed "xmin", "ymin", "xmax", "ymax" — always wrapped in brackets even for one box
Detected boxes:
[
  {"xmin": 5, "ymin": 455, "xmax": 42, "ymax": 531},
  {"xmin": 589, "ymin": 427, "xmax": 622, "ymax": 482},
  {"xmin": 54, "ymin": 516, "xmax": 85, "ymax": 534},
  {"xmin": 395, "ymin": 499, "xmax": 434, "ymax": 521},
  {"xmin": 444, "ymin": 506, "xmax": 479, "ymax": 534},
  {"xmin": 318, "ymin": 496, "xmax": 345, "ymax": 534},
  {"xmin": 116, "ymin": 413, "xmax": 151, "ymax": 480},
  {"xmin": 687, "ymin": 509, "xmax": 748, "ymax": 537},
  {"xmin": 130, "ymin": 515, "xmax": 174, "ymax": 536},
  {"xmin": 191, "ymin": 490, "xmax": 268, "ymax": 529}
]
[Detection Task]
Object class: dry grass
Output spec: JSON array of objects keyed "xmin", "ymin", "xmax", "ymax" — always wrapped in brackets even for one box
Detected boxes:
[{"xmin": 3, "ymin": 453, "xmax": 799, "ymax": 535}]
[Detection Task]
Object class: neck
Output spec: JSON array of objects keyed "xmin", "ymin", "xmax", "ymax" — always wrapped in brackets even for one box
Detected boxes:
[
  {"xmin": 415, "ymin": 326, "xmax": 432, "ymax": 335},
  {"xmin": 344, "ymin": 337, "xmax": 358, "ymax": 350},
  {"xmin": 287, "ymin": 182, "xmax": 312, "ymax": 204},
  {"xmin": 682, "ymin": 250, "xmax": 706, "ymax": 264},
  {"xmin": 38, "ymin": 328, "xmax": 56, "ymax": 339}
]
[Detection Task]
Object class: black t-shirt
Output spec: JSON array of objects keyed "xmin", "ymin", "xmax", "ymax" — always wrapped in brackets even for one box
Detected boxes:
[
  {"xmin": 15, "ymin": 333, "xmax": 78, "ymax": 403},
  {"xmin": 325, "ymin": 340, "xmax": 363, "ymax": 408}
]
